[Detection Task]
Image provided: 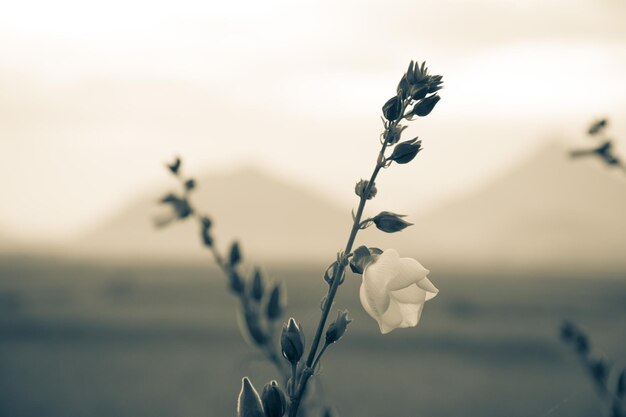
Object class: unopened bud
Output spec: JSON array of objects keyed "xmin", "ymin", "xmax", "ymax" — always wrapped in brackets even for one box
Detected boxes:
[
  {"xmin": 251, "ymin": 268, "xmax": 264, "ymax": 301},
  {"xmin": 229, "ymin": 271, "xmax": 245, "ymax": 294},
  {"xmin": 412, "ymin": 94, "xmax": 441, "ymax": 117},
  {"xmin": 409, "ymin": 84, "xmax": 428, "ymax": 101},
  {"xmin": 372, "ymin": 211, "xmax": 413, "ymax": 233},
  {"xmin": 230, "ymin": 241, "xmax": 242, "ymax": 266},
  {"xmin": 237, "ymin": 377, "xmax": 265, "ymax": 417},
  {"xmin": 382, "ymin": 96, "xmax": 402, "ymax": 121},
  {"xmin": 354, "ymin": 179, "xmax": 377, "ymax": 200},
  {"xmin": 184, "ymin": 178, "xmax": 195, "ymax": 190},
  {"xmin": 261, "ymin": 380, "xmax": 287, "ymax": 417},
  {"xmin": 243, "ymin": 308, "xmax": 267, "ymax": 346},
  {"xmin": 200, "ymin": 216, "xmax": 213, "ymax": 247},
  {"xmin": 266, "ymin": 283, "xmax": 285, "ymax": 320},
  {"xmin": 389, "ymin": 139, "xmax": 422, "ymax": 165},
  {"xmin": 167, "ymin": 157, "xmax": 181, "ymax": 175},
  {"xmin": 281, "ymin": 318, "xmax": 305, "ymax": 364},
  {"xmin": 325, "ymin": 310, "xmax": 352, "ymax": 345}
]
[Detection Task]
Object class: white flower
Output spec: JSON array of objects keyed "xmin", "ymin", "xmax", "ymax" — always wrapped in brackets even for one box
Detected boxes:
[{"xmin": 359, "ymin": 249, "xmax": 438, "ymax": 334}]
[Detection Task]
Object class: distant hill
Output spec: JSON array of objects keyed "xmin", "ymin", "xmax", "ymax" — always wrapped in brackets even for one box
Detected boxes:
[
  {"xmin": 384, "ymin": 142, "xmax": 626, "ymax": 270},
  {"xmin": 68, "ymin": 143, "xmax": 626, "ymax": 270},
  {"xmin": 69, "ymin": 167, "xmax": 351, "ymax": 262}
]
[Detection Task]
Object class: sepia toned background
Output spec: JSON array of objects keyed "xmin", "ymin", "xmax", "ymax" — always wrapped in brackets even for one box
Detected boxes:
[{"xmin": 1, "ymin": 1, "xmax": 625, "ymax": 416}]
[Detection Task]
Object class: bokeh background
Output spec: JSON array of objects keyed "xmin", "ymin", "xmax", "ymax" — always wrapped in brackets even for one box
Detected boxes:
[{"xmin": 1, "ymin": 1, "xmax": 626, "ymax": 416}]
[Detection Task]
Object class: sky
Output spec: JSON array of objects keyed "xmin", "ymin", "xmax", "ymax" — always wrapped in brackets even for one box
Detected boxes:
[{"xmin": 1, "ymin": 0, "xmax": 626, "ymax": 243}]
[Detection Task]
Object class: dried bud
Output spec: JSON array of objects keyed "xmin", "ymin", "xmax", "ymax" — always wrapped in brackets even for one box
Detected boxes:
[
  {"xmin": 167, "ymin": 157, "xmax": 181, "ymax": 175},
  {"xmin": 261, "ymin": 381, "xmax": 287, "ymax": 417},
  {"xmin": 412, "ymin": 94, "xmax": 441, "ymax": 117},
  {"xmin": 389, "ymin": 139, "xmax": 422, "ymax": 165},
  {"xmin": 325, "ymin": 310, "xmax": 352, "ymax": 345},
  {"xmin": 281, "ymin": 318, "xmax": 305, "ymax": 364},
  {"xmin": 382, "ymin": 96, "xmax": 402, "ymax": 121},
  {"xmin": 383, "ymin": 123, "xmax": 407, "ymax": 145},
  {"xmin": 266, "ymin": 283, "xmax": 285, "ymax": 320},
  {"xmin": 354, "ymin": 179, "xmax": 377, "ymax": 200},
  {"xmin": 200, "ymin": 216, "xmax": 213, "ymax": 247},
  {"xmin": 230, "ymin": 241, "xmax": 242, "ymax": 266},
  {"xmin": 237, "ymin": 377, "xmax": 265, "ymax": 417},
  {"xmin": 372, "ymin": 211, "xmax": 413, "ymax": 233},
  {"xmin": 184, "ymin": 178, "xmax": 195, "ymax": 190},
  {"xmin": 251, "ymin": 268, "xmax": 264, "ymax": 301}
]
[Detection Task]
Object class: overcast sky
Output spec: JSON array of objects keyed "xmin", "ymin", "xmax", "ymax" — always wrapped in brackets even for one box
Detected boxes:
[{"xmin": 1, "ymin": 0, "xmax": 626, "ymax": 242}]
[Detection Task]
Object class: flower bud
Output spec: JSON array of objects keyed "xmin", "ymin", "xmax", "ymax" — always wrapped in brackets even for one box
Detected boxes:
[
  {"xmin": 354, "ymin": 179, "xmax": 377, "ymax": 200},
  {"xmin": 382, "ymin": 96, "xmax": 402, "ymax": 121},
  {"xmin": 372, "ymin": 211, "xmax": 413, "ymax": 233},
  {"xmin": 251, "ymin": 268, "xmax": 264, "ymax": 301},
  {"xmin": 412, "ymin": 94, "xmax": 441, "ymax": 117},
  {"xmin": 229, "ymin": 270, "xmax": 245, "ymax": 294},
  {"xmin": 281, "ymin": 318, "xmax": 305, "ymax": 364},
  {"xmin": 325, "ymin": 310, "xmax": 352, "ymax": 345},
  {"xmin": 184, "ymin": 178, "xmax": 195, "ymax": 190},
  {"xmin": 167, "ymin": 157, "xmax": 181, "ymax": 175},
  {"xmin": 242, "ymin": 308, "xmax": 267, "ymax": 346},
  {"xmin": 230, "ymin": 241, "xmax": 242, "ymax": 266},
  {"xmin": 261, "ymin": 380, "xmax": 287, "ymax": 417},
  {"xmin": 409, "ymin": 84, "xmax": 428, "ymax": 101},
  {"xmin": 237, "ymin": 377, "xmax": 265, "ymax": 417},
  {"xmin": 266, "ymin": 283, "xmax": 285, "ymax": 320},
  {"xmin": 200, "ymin": 216, "xmax": 213, "ymax": 247},
  {"xmin": 388, "ymin": 139, "xmax": 422, "ymax": 165},
  {"xmin": 396, "ymin": 74, "xmax": 409, "ymax": 100}
]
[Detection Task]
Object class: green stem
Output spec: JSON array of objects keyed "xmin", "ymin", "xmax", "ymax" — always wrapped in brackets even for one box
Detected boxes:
[{"xmin": 288, "ymin": 139, "xmax": 390, "ymax": 417}]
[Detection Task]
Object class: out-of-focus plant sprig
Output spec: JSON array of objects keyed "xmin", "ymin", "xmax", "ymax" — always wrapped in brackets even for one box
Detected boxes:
[
  {"xmin": 571, "ymin": 119, "xmax": 625, "ymax": 173},
  {"xmin": 560, "ymin": 321, "xmax": 625, "ymax": 417},
  {"xmin": 157, "ymin": 158, "xmax": 288, "ymax": 379}
]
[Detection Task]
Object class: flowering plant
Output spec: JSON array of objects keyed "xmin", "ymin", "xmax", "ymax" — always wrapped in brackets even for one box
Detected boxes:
[{"xmin": 157, "ymin": 60, "xmax": 443, "ymax": 416}]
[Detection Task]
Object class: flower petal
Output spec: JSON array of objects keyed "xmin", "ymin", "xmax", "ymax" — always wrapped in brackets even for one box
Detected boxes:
[
  {"xmin": 417, "ymin": 277, "xmax": 439, "ymax": 301},
  {"xmin": 379, "ymin": 298, "xmax": 403, "ymax": 334},
  {"xmin": 363, "ymin": 248, "xmax": 401, "ymax": 288},
  {"xmin": 397, "ymin": 302, "xmax": 424, "ymax": 327},
  {"xmin": 359, "ymin": 282, "xmax": 382, "ymax": 321},
  {"xmin": 386, "ymin": 257, "xmax": 429, "ymax": 291},
  {"xmin": 390, "ymin": 284, "xmax": 426, "ymax": 304}
]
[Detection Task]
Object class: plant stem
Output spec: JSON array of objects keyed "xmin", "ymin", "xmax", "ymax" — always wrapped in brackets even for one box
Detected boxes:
[{"xmin": 288, "ymin": 139, "xmax": 390, "ymax": 417}]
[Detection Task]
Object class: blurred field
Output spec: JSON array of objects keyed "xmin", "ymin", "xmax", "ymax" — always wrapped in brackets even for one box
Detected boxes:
[{"xmin": 1, "ymin": 256, "xmax": 625, "ymax": 417}]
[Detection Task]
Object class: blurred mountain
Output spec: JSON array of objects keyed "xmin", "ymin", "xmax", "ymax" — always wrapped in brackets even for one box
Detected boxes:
[
  {"xmin": 386, "ymin": 142, "xmax": 626, "ymax": 270},
  {"xmin": 68, "ymin": 143, "xmax": 626, "ymax": 270},
  {"xmin": 69, "ymin": 167, "xmax": 350, "ymax": 263}
]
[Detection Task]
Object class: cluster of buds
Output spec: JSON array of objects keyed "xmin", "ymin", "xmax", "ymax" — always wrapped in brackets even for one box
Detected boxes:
[
  {"xmin": 560, "ymin": 321, "xmax": 625, "ymax": 417},
  {"xmin": 238, "ymin": 377, "xmax": 287, "ymax": 417}
]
